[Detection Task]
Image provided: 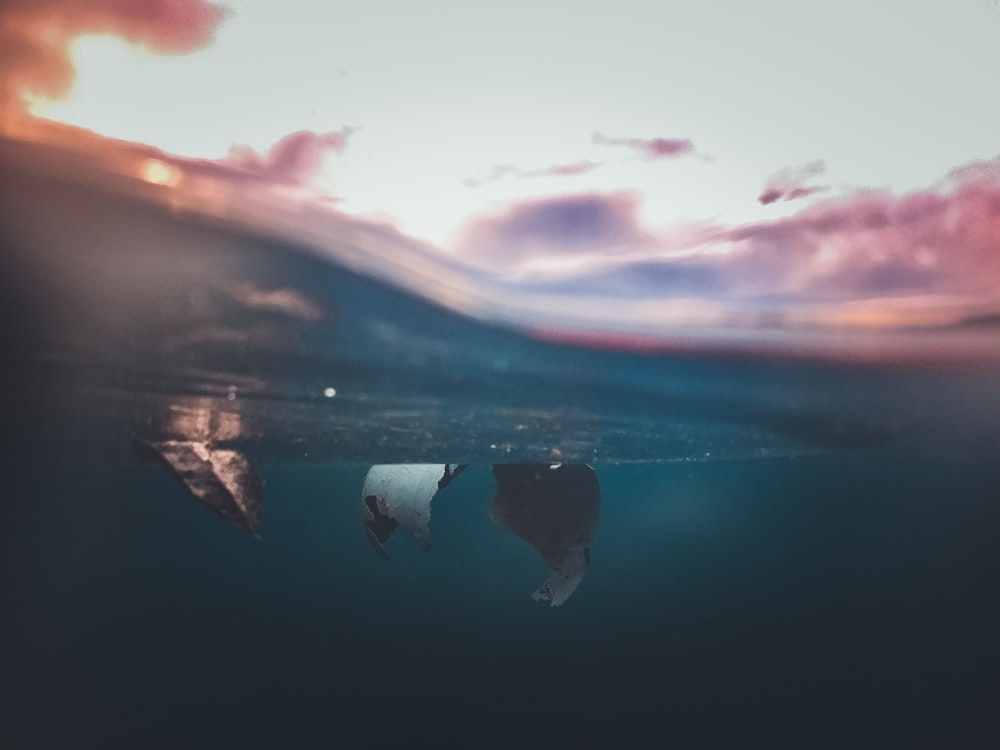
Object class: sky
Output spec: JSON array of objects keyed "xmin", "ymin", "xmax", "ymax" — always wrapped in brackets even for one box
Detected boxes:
[{"xmin": 2, "ymin": 0, "xmax": 1000, "ymax": 332}]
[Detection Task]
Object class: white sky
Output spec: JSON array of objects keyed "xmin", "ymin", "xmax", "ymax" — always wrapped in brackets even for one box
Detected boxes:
[{"xmin": 37, "ymin": 0, "xmax": 1000, "ymax": 247}]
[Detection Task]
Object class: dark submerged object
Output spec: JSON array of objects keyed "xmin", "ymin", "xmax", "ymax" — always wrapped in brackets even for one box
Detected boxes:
[
  {"xmin": 360, "ymin": 462, "xmax": 601, "ymax": 605},
  {"xmin": 362, "ymin": 494, "xmax": 399, "ymax": 558},
  {"xmin": 490, "ymin": 463, "xmax": 600, "ymax": 606},
  {"xmin": 133, "ymin": 437, "xmax": 263, "ymax": 535}
]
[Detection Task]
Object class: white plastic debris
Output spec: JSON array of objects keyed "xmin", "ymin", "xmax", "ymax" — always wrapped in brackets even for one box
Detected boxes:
[
  {"xmin": 361, "ymin": 464, "xmax": 466, "ymax": 557},
  {"xmin": 490, "ymin": 463, "xmax": 601, "ymax": 606}
]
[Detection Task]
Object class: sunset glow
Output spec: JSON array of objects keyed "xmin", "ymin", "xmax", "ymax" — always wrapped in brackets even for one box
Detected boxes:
[
  {"xmin": 2, "ymin": 0, "xmax": 1000, "ymax": 336},
  {"xmin": 140, "ymin": 158, "xmax": 179, "ymax": 187}
]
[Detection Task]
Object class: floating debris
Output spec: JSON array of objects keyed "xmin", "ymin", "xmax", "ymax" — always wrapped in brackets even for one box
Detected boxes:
[
  {"xmin": 361, "ymin": 464, "xmax": 466, "ymax": 557},
  {"xmin": 490, "ymin": 463, "xmax": 600, "ymax": 606},
  {"xmin": 359, "ymin": 461, "xmax": 600, "ymax": 606},
  {"xmin": 133, "ymin": 437, "xmax": 263, "ymax": 535}
]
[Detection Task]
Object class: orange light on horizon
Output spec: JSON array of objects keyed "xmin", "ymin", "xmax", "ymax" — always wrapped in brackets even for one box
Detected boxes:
[{"xmin": 140, "ymin": 158, "xmax": 179, "ymax": 187}]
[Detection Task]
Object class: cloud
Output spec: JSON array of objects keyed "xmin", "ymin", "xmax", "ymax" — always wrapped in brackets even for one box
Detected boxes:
[
  {"xmin": 462, "ymin": 164, "xmax": 517, "ymax": 188},
  {"xmin": 543, "ymin": 161, "xmax": 600, "ymax": 177},
  {"xmin": 0, "ymin": 0, "xmax": 230, "ymax": 114},
  {"xmin": 457, "ymin": 193, "xmax": 648, "ymax": 265},
  {"xmin": 758, "ymin": 160, "xmax": 828, "ymax": 205},
  {"xmin": 725, "ymin": 172, "xmax": 1000, "ymax": 300},
  {"xmin": 0, "ymin": 2, "xmax": 348, "ymax": 189},
  {"xmin": 463, "ymin": 160, "xmax": 601, "ymax": 188},
  {"xmin": 223, "ymin": 128, "xmax": 354, "ymax": 186},
  {"xmin": 592, "ymin": 131, "xmax": 696, "ymax": 160},
  {"xmin": 454, "ymin": 156, "xmax": 1000, "ymax": 328}
]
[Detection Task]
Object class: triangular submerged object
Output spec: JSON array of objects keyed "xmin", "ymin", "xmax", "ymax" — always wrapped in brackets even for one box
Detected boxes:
[{"xmin": 134, "ymin": 437, "xmax": 262, "ymax": 534}]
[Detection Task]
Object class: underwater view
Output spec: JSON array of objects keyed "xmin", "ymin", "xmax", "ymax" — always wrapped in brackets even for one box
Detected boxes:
[{"xmin": 3, "ymin": 1, "xmax": 1000, "ymax": 747}]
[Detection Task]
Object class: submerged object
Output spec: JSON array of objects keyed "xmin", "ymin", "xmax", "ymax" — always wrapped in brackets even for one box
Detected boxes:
[
  {"xmin": 361, "ymin": 464, "xmax": 467, "ymax": 557},
  {"xmin": 491, "ymin": 463, "xmax": 600, "ymax": 606},
  {"xmin": 360, "ymin": 461, "xmax": 600, "ymax": 606},
  {"xmin": 133, "ymin": 437, "xmax": 263, "ymax": 535}
]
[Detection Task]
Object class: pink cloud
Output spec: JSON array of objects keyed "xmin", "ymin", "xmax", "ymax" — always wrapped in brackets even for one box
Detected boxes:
[
  {"xmin": 592, "ymin": 131, "xmax": 696, "ymax": 160},
  {"xmin": 726, "ymin": 173, "xmax": 1000, "ymax": 300},
  {"xmin": 455, "ymin": 155, "xmax": 1000, "ymax": 327},
  {"xmin": 224, "ymin": 128, "xmax": 354, "ymax": 186},
  {"xmin": 13, "ymin": 116, "xmax": 352, "ymax": 196},
  {"xmin": 0, "ymin": 0, "xmax": 230, "ymax": 112},
  {"xmin": 457, "ymin": 192, "xmax": 647, "ymax": 262},
  {"xmin": 543, "ymin": 161, "xmax": 600, "ymax": 177},
  {"xmin": 0, "ymin": 2, "xmax": 347, "ymax": 190},
  {"xmin": 758, "ymin": 160, "xmax": 828, "ymax": 205}
]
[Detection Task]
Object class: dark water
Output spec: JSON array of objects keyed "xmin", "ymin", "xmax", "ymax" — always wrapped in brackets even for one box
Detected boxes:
[
  {"xmin": 5, "ymin": 448, "xmax": 1000, "ymax": 747},
  {"xmin": 3, "ymin": 138, "xmax": 1000, "ymax": 747}
]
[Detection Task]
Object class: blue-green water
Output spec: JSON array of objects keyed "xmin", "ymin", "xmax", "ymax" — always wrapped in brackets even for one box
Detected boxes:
[
  {"xmin": 3, "ymin": 136, "xmax": 1000, "ymax": 747},
  {"xmin": 5, "ymin": 448, "xmax": 999, "ymax": 747}
]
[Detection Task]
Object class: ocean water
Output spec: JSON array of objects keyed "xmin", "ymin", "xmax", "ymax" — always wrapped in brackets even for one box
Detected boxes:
[{"xmin": 3, "ymin": 138, "xmax": 1000, "ymax": 747}]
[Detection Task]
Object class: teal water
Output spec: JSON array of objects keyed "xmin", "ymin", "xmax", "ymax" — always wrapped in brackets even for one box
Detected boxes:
[{"xmin": 5, "ymin": 447, "xmax": 999, "ymax": 747}]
